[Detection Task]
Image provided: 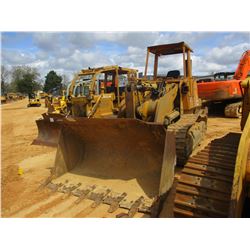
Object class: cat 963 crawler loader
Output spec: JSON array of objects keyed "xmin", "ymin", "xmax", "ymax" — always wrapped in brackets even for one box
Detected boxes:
[{"xmin": 44, "ymin": 42, "xmax": 207, "ymax": 217}]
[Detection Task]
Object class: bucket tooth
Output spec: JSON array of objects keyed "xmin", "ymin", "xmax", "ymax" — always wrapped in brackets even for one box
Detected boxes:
[
  {"xmin": 117, "ymin": 196, "xmax": 144, "ymax": 218},
  {"xmin": 103, "ymin": 192, "xmax": 127, "ymax": 213},
  {"xmin": 88, "ymin": 188, "xmax": 112, "ymax": 208},
  {"xmin": 47, "ymin": 182, "xmax": 63, "ymax": 192},
  {"xmin": 73, "ymin": 185, "xmax": 96, "ymax": 204}
]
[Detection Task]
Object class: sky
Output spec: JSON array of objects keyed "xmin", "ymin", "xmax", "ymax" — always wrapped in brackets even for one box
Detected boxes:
[{"xmin": 1, "ymin": 32, "xmax": 250, "ymax": 82}]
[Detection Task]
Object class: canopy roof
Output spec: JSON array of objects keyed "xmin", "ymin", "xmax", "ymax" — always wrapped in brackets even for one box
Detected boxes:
[
  {"xmin": 147, "ymin": 42, "xmax": 193, "ymax": 56},
  {"xmin": 79, "ymin": 65, "xmax": 137, "ymax": 76}
]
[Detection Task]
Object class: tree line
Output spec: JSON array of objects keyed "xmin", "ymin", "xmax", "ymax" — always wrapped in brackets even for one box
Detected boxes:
[{"xmin": 1, "ymin": 65, "xmax": 69, "ymax": 95}]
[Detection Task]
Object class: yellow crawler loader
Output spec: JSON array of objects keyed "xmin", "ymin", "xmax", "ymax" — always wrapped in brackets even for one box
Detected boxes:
[
  {"xmin": 46, "ymin": 92, "xmax": 68, "ymax": 115},
  {"xmin": 34, "ymin": 87, "xmax": 70, "ymax": 146},
  {"xmin": 1, "ymin": 95, "xmax": 7, "ymax": 104},
  {"xmin": 42, "ymin": 42, "xmax": 208, "ymax": 217},
  {"xmin": 27, "ymin": 93, "xmax": 41, "ymax": 107},
  {"xmin": 69, "ymin": 65, "xmax": 137, "ymax": 118},
  {"xmin": 34, "ymin": 66, "xmax": 137, "ymax": 146}
]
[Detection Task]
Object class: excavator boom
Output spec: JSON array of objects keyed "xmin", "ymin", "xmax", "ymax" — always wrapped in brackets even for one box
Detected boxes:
[
  {"xmin": 234, "ymin": 50, "xmax": 250, "ymax": 80},
  {"xmin": 198, "ymin": 50, "xmax": 250, "ymax": 118}
]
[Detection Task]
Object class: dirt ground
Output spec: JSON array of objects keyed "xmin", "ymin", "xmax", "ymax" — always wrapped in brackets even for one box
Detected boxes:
[
  {"xmin": 1, "ymin": 98, "xmax": 56, "ymax": 217},
  {"xmin": 0, "ymin": 98, "xmax": 241, "ymax": 218}
]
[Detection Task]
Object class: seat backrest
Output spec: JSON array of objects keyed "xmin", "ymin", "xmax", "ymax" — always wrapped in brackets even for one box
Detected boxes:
[{"xmin": 167, "ymin": 70, "xmax": 180, "ymax": 78}]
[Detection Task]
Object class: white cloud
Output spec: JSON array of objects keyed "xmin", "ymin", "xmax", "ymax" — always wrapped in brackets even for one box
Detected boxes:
[
  {"xmin": 155, "ymin": 32, "xmax": 212, "ymax": 47},
  {"xmin": 207, "ymin": 42, "xmax": 250, "ymax": 65},
  {"xmin": 127, "ymin": 46, "xmax": 143, "ymax": 54},
  {"xmin": 33, "ymin": 33, "xmax": 61, "ymax": 51},
  {"xmin": 2, "ymin": 32, "xmax": 250, "ymax": 81},
  {"xmin": 192, "ymin": 55, "xmax": 227, "ymax": 75},
  {"xmin": 2, "ymin": 49, "xmax": 35, "ymax": 64},
  {"xmin": 222, "ymin": 32, "xmax": 250, "ymax": 45}
]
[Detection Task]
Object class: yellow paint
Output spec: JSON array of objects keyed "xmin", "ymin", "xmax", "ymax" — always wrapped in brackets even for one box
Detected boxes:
[
  {"xmin": 229, "ymin": 80, "xmax": 250, "ymax": 217},
  {"xmin": 18, "ymin": 167, "xmax": 24, "ymax": 176}
]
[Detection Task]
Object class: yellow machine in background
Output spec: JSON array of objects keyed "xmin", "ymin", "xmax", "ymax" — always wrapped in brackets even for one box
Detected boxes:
[
  {"xmin": 1, "ymin": 95, "xmax": 7, "ymax": 104},
  {"xmin": 46, "ymin": 91, "xmax": 68, "ymax": 115},
  {"xmin": 38, "ymin": 91, "xmax": 48, "ymax": 99},
  {"xmin": 27, "ymin": 93, "xmax": 41, "ymax": 107},
  {"xmin": 68, "ymin": 65, "xmax": 137, "ymax": 118},
  {"xmin": 42, "ymin": 66, "xmax": 138, "ymax": 118},
  {"xmin": 34, "ymin": 66, "xmax": 138, "ymax": 145},
  {"xmin": 1, "ymin": 92, "xmax": 26, "ymax": 104},
  {"xmin": 7, "ymin": 92, "xmax": 19, "ymax": 101}
]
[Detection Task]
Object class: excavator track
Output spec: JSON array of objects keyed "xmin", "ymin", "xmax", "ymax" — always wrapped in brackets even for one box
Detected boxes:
[
  {"xmin": 224, "ymin": 101, "xmax": 242, "ymax": 118},
  {"xmin": 173, "ymin": 132, "xmax": 241, "ymax": 218},
  {"xmin": 168, "ymin": 109, "xmax": 207, "ymax": 166}
]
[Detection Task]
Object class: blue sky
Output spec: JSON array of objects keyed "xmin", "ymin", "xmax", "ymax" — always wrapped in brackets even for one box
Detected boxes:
[{"xmin": 1, "ymin": 32, "xmax": 250, "ymax": 80}]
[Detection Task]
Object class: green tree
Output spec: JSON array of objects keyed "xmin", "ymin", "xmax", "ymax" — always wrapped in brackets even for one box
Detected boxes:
[
  {"xmin": 16, "ymin": 73, "xmax": 41, "ymax": 94},
  {"xmin": 43, "ymin": 70, "xmax": 62, "ymax": 93},
  {"xmin": 10, "ymin": 66, "xmax": 41, "ymax": 94}
]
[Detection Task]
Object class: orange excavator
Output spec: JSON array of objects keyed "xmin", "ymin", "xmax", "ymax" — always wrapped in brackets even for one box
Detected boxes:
[{"xmin": 198, "ymin": 50, "xmax": 250, "ymax": 117}]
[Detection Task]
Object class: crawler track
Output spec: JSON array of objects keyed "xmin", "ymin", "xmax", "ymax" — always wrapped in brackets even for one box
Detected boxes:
[
  {"xmin": 174, "ymin": 133, "xmax": 241, "ymax": 218},
  {"xmin": 224, "ymin": 101, "xmax": 242, "ymax": 118},
  {"xmin": 168, "ymin": 110, "xmax": 207, "ymax": 166}
]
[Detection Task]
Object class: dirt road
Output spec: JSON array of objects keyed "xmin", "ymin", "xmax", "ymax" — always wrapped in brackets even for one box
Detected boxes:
[
  {"xmin": 1, "ymin": 99, "xmax": 241, "ymax": 218},
  {"xmin": 1, "ymin": 99, "xmax": 56, "ymax": 217}
]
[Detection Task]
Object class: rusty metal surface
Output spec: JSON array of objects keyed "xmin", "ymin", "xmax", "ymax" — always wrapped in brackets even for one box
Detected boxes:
[
  {"xmin": 73, "ymin": 185, "xmax": 96, "ymax": 204},
  {"xmin": 89, "ymin": 188, "xmax": 112, "ymax": 208},
  {"xmin": 53, "ymin": 118, "xmax": 166, "ymax": 184},
  {"xmin": 48, "ymin": 118, "xmax": 171, "ymax": 217},
  {"xmin": 116, "ymin": 196, "xmax": 144, "ymax": 218},
  {"xmin": 174, "ymin": 133, "xmax": 241, "ymax": 218},
  {"xmin": 103, "ymin": 192, "xmax": 127, "ymax": 213},
  {"xmin": 229, "ymin": 113, "xmax": 250, "ymax": 217},
  {"xmin": 45, "ymin": 181, "xmax": 154, "ymax": 217},
  {"xmin": 42, "ymin": 112, "xmax": 65, "ymax": 121}
]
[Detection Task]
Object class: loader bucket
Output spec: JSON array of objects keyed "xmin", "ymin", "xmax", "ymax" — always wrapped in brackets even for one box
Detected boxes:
[
  {"xmin": 50, "ymin": 117, "xmax": 176, "ymax": 215},
  {"xmin": 33, "ymin": 118, "xmax": 62, "ymax": 146},
  {"xmin": 41, "ymin": 112, "xmax": 65, "ymax": 121}
]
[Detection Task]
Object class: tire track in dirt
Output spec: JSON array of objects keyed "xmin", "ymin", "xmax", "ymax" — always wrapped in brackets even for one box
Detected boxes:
[{"xmin": 11, "ymin": 193, "xmax": 62, "ymax": 217}]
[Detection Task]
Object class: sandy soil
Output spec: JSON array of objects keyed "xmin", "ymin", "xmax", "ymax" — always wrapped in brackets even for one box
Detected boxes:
[
  {"xmin": 1, "ymin": 99, "xmax": 56, "ymax": 217},
  {"xmin": 0, "ymin": 99, "xmax": 241, "ymax": 218}
]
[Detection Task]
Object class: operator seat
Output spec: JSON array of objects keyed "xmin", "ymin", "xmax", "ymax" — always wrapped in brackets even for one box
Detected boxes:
[{"xmin": 166, "ymin": 70, "xmax": 180, "ymax": 79}]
